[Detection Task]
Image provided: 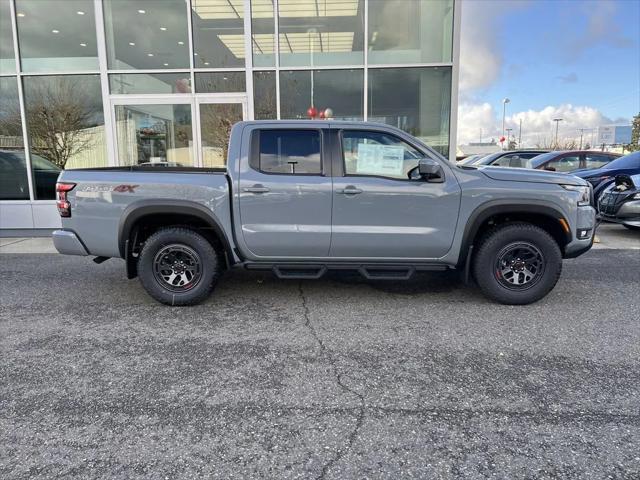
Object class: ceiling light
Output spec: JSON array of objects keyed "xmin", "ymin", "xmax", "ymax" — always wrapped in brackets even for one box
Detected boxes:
[
  {"xmin": 204, "ymin": 62, "xmax": 210, "ymax": 65},
  {"xmin": 194, "ymin": 52, "xmax": 198, "ymax": 56},
  {"xmin": 129, "ymin": 42, "xmax": 135, "ymax": 46},
  {"xmin": 77, "ymin": 11, "xmax": 85, "ymax": 15},
  {"xmin": 138, "ymin": 9, "xmax": 146, "ymax": 14},
  {"xmin": 147, "ymin": 53, "xmax": 154, "ymax": 57},
  {"xmin": 223, "ymin": 76, "xmax": 228, "ymax": 80},
  {"xmin": 178, "ymin": 41, "xmax": 184, "ymax": 45},
  {"xmin": 17, "ymin": 12, "xmax": 25, "ymax": 17},
  {"xmin": 160, "ymin": 27, "xmax": 167, "ymax": 31},
  {"xmin": 52, "ymin": 29, "xmax": 60, "ymax": 33},
  {"xmin": 163, "ymin": 63, "xmax": 169, "ymax": 66},
  {"xmin": 80, "ymin": 43, "xmax": 87, "ymax": 47}
]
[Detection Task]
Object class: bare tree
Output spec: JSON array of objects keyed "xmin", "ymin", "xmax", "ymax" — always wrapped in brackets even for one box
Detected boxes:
[
  {"xmin": 200, "ymin": 104, "xmax": 243, "ymax": 166},
  {"xmin": 535, "ymin": 136, "xmax": 578, "ymax": 150},
  {"xmin": 21, "ymin": 77, "xmax": 99, "ymax": 169}
]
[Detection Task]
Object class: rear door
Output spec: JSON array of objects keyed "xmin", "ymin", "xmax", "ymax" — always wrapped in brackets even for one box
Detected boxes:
[
  {"xmin": 238, "ymin": 127, "xmax": 332, "ymax": 258},
  {"xmin": 329, "ymin": 128, "xmax": 461, "ymax": 259}
]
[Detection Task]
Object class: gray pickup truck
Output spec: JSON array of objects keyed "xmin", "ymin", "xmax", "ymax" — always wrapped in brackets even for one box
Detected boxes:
[{"xmin": 53, "ymin": 121, "xmax": 596, "ymax": 306}]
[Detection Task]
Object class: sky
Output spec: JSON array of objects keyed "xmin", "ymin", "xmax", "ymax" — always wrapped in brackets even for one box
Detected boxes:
[{"xmin": 457, "ymin": 0, "xmax": 640, "ymax": 147}]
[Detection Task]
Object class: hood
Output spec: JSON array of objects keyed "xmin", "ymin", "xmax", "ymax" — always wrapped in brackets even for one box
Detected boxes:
[
  {"xmin": 572, "ymin": 167, "xmax": 607, "ymax": 179},
  {"xmin": 477, "ymin": 166, "xmax": 588, "ymax": 186}
]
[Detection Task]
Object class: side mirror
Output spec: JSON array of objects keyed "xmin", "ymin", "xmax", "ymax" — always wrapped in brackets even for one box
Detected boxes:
[{"xmin": 418, "ymin": 158, "xmax": 444, "ymax": 182}]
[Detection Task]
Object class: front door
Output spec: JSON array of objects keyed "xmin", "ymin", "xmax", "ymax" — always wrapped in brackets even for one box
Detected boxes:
[
  {"xmin": 330, "ymin": 128, "xmax": 461, "ymax": 259},
  {"xmin": 238, "ymin": 127, "xmax": 333, "ymax": 258}
]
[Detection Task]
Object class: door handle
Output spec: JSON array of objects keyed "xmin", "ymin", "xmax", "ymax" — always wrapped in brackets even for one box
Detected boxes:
[
  {"xmin": 338, "ymin": 186, "xmax": 363, "ymax": 195},
  {"xmin": 244, "ymin": 185, "xmax": 270, "ymax": 193}
]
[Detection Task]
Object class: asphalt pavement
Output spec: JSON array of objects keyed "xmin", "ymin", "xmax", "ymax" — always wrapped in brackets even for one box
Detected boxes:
[{"xmin": 1, "ymin": 246, "xmax": 639, "ymax": 479}]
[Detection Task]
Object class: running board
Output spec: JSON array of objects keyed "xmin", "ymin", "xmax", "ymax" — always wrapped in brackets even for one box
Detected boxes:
[{"xmin": 244, "ymin": 262, "xmax": 449, "ymax": 280}]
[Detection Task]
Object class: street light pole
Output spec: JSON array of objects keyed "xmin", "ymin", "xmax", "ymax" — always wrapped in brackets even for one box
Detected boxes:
[
  {"xmin": 506, "ymin": 128, "xmax": 513, "ymax": 150},
  {"xmin": 502, "ymin": 98, "xmax": 510, "ymax": 150},
  {"xmin": 553, "ymin": 118, "xmax": 563, "ymax": 148}
]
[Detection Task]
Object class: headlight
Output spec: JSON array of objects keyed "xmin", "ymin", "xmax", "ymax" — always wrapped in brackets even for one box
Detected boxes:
[{"xmin": 561, "ymin": 184, "xmax": 591, "ymax": 206}]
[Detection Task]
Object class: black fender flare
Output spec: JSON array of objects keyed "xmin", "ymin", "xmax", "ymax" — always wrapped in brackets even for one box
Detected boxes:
[
  {"xmin": 458, "ymin": 200, "xmax": 573, "ymax": 267},
  {"xmin": 117, "ymin": 199, "xmax": 235, "ymax": 264}
]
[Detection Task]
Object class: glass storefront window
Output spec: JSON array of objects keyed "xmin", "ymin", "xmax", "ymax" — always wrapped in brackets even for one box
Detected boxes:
[
  {"xmin": 368, "ymin": 67, "xmax": 451, "ymax": 156},
  {"xmin": 253, "ymin": 71, "xmax": 276, "ymax": 119},
  {"xmin": 195, "ymin": 72, "xmax": 246, "ymax": 93},
  {"xmin": 104, "ymin": 0, "xmax": 189, "ymax": 70},
  {"xmin": 251, "ymin": 0, "xmax": 275, "ymax": 67},
  {"xmin": 278, "ymin": 0, "xmax": 364, "ymax": 67},
  {"xmin": 199, "ymin": 103, "xmax": 243, "ymax": 167},
  {"xmin": 0, "ymin": 0, "xmax": 15, "ymax": 74},
  {"xmin": 115, "ymin": 104, "xmax": 193, "ymax": 167},
  {"xmin": 22, "ymin": 75, "xmax": 106, "ymax": 199},
  {"xmin": 368, "ymin": 0, "xmax": 453, "ymax": 64},
  {"xmin": 280, "ymin": 69, "xmax": 363, "ymax": 120},
  {"xmin": 110, "ymin": 73, "xmax": 192, "ymax": 94},
  {"xmin": 192, "ymin": 0, "xmax": 245, "ymax": 68},
  {"xmin": 16, "ymin": 0, "xmax": 99, "ymax": 72},
  {"xmin": 0, "ymin": 77, "xmax": 29, "ymax": 200}
]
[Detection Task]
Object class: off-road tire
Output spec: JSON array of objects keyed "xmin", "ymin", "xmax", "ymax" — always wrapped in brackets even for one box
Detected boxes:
[
  {"xmin": 138, "ymin": 227, "xmax": 220, "ymax": 306},
  {"xmin": 472, "ymin": 222, "xmax": 562, "ymax": 305}
]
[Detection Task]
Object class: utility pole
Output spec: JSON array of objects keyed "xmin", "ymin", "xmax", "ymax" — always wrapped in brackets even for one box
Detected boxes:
[
  {"xmin": 502, "ymin": 98, "xmax": 510, "ymax": 150},
  {"xmin": 553, "ymin": 118, "xmax": 563, "ymax": 148},
  {"xmin": 518, "ymin": 118, "xmax": 522, "ymax": 147},
  {"xmin": 578, "ymin": 128, "xmax": 587, "ymax": 149}
]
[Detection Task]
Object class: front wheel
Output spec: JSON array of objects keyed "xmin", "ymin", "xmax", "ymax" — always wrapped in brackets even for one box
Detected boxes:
[
  {"xmin": 137, "ymin": 227, "xmax": 220, "ymax": 306},
  {"xmin": 472, "ymin": 223, "xmax": 562, "ymax": 305}
]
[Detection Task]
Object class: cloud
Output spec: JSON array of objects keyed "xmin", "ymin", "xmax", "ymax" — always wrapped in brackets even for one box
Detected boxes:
[
  {"xmin": 567, "ymin": 0, "xmax": 635, "ymax": 57},
  {"xmin": 457, "ymin": 103, "xmax": 619, "ymax": 146},
  {"xmin": 458, "ymin": 1, "xmax": 527, "ymax": 93},
  {"xmin": 556, "ymin": 72, "xmax": 579, "ymax": 84}
]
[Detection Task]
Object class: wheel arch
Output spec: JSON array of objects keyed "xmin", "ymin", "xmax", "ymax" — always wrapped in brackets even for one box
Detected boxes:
[
  {"xmin": 458, "ymin": 200, "xmax": 573, "ymax": 268},
  {"xmin": 118, "ymin": 199, "xmax": 235, "ymax": 270}
]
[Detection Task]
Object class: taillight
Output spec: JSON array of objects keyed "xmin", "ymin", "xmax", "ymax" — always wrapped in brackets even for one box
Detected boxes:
[{"xmin": 56, "ymin": 182, "xmax": 76, "ymax": 217}]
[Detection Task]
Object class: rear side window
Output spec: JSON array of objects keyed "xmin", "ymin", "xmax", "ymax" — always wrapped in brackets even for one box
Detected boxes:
[{"xmin": 255, "ymin": 129, "xmax": 321, "ymax": 175}]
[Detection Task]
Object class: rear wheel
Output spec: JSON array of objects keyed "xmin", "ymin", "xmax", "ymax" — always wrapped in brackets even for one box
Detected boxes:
[
  {"xmin": 138, "ymin": 227, "xmax": 220, "ymax": 306},
  {"xmin": 472, "ymin": 223, "xmax": 562, "ymax": 305}
]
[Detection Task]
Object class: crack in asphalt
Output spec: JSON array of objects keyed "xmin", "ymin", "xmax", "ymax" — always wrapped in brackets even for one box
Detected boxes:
[{"xmin": 297, "ymin": 282, "xmax": 366, "ymax": 480}]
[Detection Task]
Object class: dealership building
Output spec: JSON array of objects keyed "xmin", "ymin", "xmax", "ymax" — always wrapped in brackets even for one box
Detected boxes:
[{"xmin": 0, "ymin": 0, "xmax": 460, "ymax": 233}]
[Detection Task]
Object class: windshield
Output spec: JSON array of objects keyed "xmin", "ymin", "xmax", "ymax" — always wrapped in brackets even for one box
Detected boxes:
[{"xmin": 602, "ymin": 151, "xmax": 640, "ymax": 170}]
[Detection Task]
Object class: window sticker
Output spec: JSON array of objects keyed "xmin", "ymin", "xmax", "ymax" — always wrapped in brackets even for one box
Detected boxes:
[{"xmin": 355, "ymin": 144, "xmax": 404, "ymax": 176}]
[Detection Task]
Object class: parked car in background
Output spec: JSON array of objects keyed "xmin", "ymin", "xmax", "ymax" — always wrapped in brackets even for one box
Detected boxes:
[
  {"xmin": 572, "ymin": 151, "xmax": 640, "ymax": 197},
  {"xmin": 472, "ymin": 150, "xmax": 549, "ymax": 168},
  {"xmin": 526, "ymin": 151, "xmax": 620, "ymax": 173},
  {"xmin": 457, "ymin": 154, "xmax": 485, "ymax": 165},
  {"xmin": 598, "ymin": 173, "xmax": 640, "ymax": 231},
  {"xmin": 0, "ymin": 150, "xmax": 60, "ymax": 200}
]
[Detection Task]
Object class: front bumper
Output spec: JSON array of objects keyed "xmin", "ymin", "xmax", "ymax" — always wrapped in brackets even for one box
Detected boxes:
[
  {"xmin": 564, "ymin": 206, "xmax": 596, "ymax": 259},
  {"xmin": 52, "ymin": 230, "xmax": 89, "ymax": 256}
]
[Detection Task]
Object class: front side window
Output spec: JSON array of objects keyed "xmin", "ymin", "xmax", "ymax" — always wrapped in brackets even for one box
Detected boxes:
[
  {"xmin": 257, "ymin": 129, "xmax": 321, "ymax": 174},
  {"xmin": 342, "ymin": 130, "xmax": 423, "ymax": 180}
]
